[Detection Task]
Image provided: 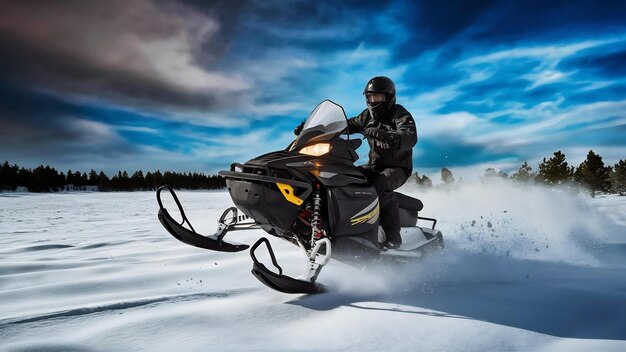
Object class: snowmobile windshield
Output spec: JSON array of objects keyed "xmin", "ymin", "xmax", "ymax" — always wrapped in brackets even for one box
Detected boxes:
[{"xmin": 290, "ymin": 100, "xmax": 348, "ymax": 151}]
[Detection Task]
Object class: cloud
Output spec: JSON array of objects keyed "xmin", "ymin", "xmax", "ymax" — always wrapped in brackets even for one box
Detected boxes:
[
  {"xmin": 523, "ymin": 70, "xmax": 571, "ymax": 90},
  {"xmin": 0, "ymin": 0, "xmax": 249, "ymax": 114},
  {"xmin": 114, "ymin": 125, "xmax": 161, "ymax": 135},
  {"xmin": 69, "ymin": 119, "xmax": 123, "ymax": 145},
  {"xmin": 458, "ymin": 40, "xmax": 612, "ymax": 66},
  {"xmin": 559, "ymin": 41, "xmax": 626, "ymax": 79},
  {"xmin": 0, "ymin": 110, "xmax": 134, "ymax": 171},
  {"xmin": 402, "ymin": 31, "xmax": 626, "ymax": 175},
  {"xmin": 1, "ymin": 0, "xmax": 625, "ymax": 176},
  {"xmin": 418, "ymin": 112, "xmax": 480, "ymax": 135},
  {"xmin": 470, "ymin": 100, "xmax": 626, "ymax": 144}
]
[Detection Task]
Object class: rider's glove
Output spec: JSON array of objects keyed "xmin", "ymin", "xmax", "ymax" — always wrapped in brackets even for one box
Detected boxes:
[
  {"xmin": 294, "ymin": 120, "xmax": 305, "ymax": 136},
  {"xmin": 363, "ymin": 128, "xmax": 398, "ymax": 149}
]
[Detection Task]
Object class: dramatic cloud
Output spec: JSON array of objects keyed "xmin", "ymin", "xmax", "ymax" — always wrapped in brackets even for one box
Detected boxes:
[
  {"xmin": 0, "ymin": 0, "xmax": 625, "ymax": 177},
  {"xmin": 0, "ymin": 1, "xmax": 250, "ymax": 110}
]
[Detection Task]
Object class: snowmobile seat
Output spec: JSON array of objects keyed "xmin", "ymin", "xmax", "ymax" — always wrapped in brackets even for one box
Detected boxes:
[
  {"xmin": 395, "ymin": 192, "xmax": 423, "ymax": 211},
  {"xmin": 395, "ymin": 192, "xmax": 423, "ymax": 227}
]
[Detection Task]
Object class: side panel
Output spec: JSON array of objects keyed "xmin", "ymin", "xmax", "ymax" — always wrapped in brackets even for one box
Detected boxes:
[
  {"xmin": 225, "ymin": 179, "xmax": 299, "ymax": 233},
  {"xmin": 328, "ymin": 186, "xmax": 379, "ymax": 236}
]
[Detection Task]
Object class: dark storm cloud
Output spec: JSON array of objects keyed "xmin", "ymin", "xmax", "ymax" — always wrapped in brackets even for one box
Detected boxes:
[
  {"xmin": 0, "ymin": 34, "xmax": 228, "ymax": 112},
  {"xmin": 0, "ymin": 82, "xmax": 240, "ymax": 175},
  {"xmin": 0, "ymin": 84, "xmax": 137, "ymax": 162},
  {"xmin": 0, "ymin": 0, "xmax": 249, "ymax": 114},
  {"xmin": 0, "ymin": 0, "xmax": 254, "ymax": 172},
  {"xmin": 0, "ymin": 0, "xmax": 392, "ymax": 125}
]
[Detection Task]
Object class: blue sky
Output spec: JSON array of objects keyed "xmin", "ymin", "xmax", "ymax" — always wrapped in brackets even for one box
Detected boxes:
[{"xmin": 0, "ymin": 0, "xmax": 625, "ymax": 179}]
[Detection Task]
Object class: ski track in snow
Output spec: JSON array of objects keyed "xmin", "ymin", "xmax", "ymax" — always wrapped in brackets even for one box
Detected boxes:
[{"xmin": 0, "ymin": 184, "xmax": 625, "ymax": 351}]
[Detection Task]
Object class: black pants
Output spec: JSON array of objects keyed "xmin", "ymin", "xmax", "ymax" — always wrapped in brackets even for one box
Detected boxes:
[{"xmin": 361, "ymin": 167, "xmax": 409, "ymax": 244}]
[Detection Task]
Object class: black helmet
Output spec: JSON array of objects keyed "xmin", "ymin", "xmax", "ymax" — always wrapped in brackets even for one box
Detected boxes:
[
  {"xmin": 364, "ymin": 76, "xmax": 396, "ymax": 98},
  {"xmin": 363, "ymin": 76, "xmax": 396, "ymax": 120}
]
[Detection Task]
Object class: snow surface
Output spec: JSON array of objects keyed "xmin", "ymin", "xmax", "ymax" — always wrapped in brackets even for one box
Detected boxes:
[{"xmin": 1, "ymin": 182, "xmax": 625, "ymax": 351}]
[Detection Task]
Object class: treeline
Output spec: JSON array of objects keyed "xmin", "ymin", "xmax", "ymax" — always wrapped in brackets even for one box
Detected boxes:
[
  {"xmin": 0, "ymin": 161, "xmax": 226, "ymax": 192},
  {"xmin": 410, "ymin": 150, "xmax": 626, "ymax": 197}
]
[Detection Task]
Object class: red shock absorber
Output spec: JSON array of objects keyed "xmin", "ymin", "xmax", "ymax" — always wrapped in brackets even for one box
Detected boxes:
[{"xmin": 298, "ymin": 208, "xmax": 312, "ymax": 226}]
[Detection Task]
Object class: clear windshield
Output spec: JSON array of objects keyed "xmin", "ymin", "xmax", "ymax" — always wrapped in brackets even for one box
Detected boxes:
[{"xmin": 290, "ymin": 100, "xmax": 347, "ymax": 150}]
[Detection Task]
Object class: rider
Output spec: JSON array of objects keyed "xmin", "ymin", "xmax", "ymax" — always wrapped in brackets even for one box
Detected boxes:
[{"xmin": 296, "ymin": 76, "xmax": 417, "ymax": 249}]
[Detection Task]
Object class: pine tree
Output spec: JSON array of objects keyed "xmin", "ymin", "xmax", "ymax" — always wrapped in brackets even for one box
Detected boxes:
[
  {"xmin": 88, "ymin": 170, "xmax": 99, "ymax": 185},
  {"xmin": 74, "ymin": 171, "xmax": 84, "ymax": 186},
  {"xmin": 145, "ymin": 171, "xmax": 154, "ymax": 190},
  {"xmin": 131, "ymin": 171, "xmax": 145, "ymax": 190},
  {"xmin": 0, "ymin": 161, "xmax": 18, "ymax": 190},
  {"xmin": 511, "ymin": 161, "xmax": 535, "ymax": 183},
  {"xmin": 81, "ymin": 172, "xmax": 88, "ymax": 188},
  {"xmin": 29, "ymin": 165, "xmax": 60, "ymax": 192},
  {"xmin": 56, "ymin": 170, "xmax": 65, "ymax": 190},
  {"xmin": 536, "ymin": 151, "xmax": 573, "ymax": 185},
  {"xmin": 419, "ymin": 175, "xmax": 433, "ymax": 188},
  {"xmin": 483, "ymin": 168, "xmax": 497, "ymax": 179},
  {"xmin": 441, "ymin": 168, "xmax": 455, "ymax": 185},
  {"xmin": 574, "ymin": 150, "xmax": 611, "ymax": 197},
  {"xmin": 29, "ymin": 166, "xmax": 45, "ymax": 192},
  {"xmin": 0, "ymin": 162, "xmax": 229, "ymax": 192},
  {"xmin": 17, "ymin": 167, "xmax": 30, "ymax": 188},
  {"xmin": 97, "ymin": 171, "xmax": 111, "ymax": 191},
  {"xmin": 610, "ymin": 159, "xmax": 626, "ymax": 196},
  {"xmin": 481, "ymin": 168, "xmax": 509, "ymax": 182},
  {"xmin": 66, "ymin": 169, "xmax": 74, "ymax": 187},
  {"xmin": 153, "ymin": 170, "xmax": 163, "ymax": 188}
]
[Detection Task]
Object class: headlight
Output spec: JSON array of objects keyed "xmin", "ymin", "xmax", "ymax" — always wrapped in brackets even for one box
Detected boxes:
[{"xmin": 299, "ymin": 143, "xmax": 331, "ymax": 156}]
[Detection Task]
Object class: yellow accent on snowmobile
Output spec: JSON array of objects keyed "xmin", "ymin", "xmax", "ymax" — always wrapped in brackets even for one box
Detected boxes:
[
  {"xmin": 276, "ymin": 183, "xmax": 304, "ymax": 206},
  {"xmin": 351, "ymin": 202, "xmax": 380, "ymax": 226}
]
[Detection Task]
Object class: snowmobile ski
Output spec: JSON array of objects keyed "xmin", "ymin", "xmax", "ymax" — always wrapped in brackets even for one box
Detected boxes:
[
  {"xmin": 250, "ymin": 237, "xmax": 326, "ymax": 294},
  {"xmin": 157, "ymin": 185, "xmax": 251, "ymax": 252}
]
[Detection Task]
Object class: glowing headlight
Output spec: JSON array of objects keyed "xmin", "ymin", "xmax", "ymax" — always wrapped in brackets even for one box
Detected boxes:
[{"xmin": 299, "ymin": 143, "xmax": 331, "ymax": 156}]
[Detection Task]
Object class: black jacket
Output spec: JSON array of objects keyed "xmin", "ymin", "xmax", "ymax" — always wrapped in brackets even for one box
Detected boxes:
[{"xmin": 347, "ymin": 104, "xmax": 417, "ymax": 175}]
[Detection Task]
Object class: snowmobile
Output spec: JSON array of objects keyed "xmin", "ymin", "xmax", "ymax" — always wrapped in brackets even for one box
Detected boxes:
[{"xmin": 156, "ymin": 100, "xmax": 444, "ymax": 294}]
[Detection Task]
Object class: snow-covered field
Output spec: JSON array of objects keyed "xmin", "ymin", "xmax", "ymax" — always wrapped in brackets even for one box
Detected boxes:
[{"xmin": 1, "ymin": 183, "xmax": 625, "ymax": 351}]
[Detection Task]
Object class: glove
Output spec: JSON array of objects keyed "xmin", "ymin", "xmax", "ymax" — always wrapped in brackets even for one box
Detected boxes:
[
  {"xmin": 294, "ymin": 120, "xmax": 305, "ymax": 135},
  {"xmin": 363, "ymin": 128, "xmax": 398, "ymax": 149}
]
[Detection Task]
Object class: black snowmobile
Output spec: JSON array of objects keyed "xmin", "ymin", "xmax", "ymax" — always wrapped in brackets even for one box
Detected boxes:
[{"xmin": 157, "ymin": 100, "xmax": 443, "ymax": 294}]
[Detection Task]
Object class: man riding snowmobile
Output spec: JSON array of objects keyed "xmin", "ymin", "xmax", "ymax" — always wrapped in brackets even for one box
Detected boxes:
[
  {"xmin": 157, "ymin": 84, "xmax": 441, "ymax": 294},
  {"xmin": 296, "ymin": 76, "xmax": 417, "ymax": 249}
]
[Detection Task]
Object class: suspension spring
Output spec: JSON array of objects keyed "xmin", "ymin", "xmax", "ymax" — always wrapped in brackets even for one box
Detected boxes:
[{"xmin": 310, "ymin": 187, "xmax": 323, "ymax": 246}]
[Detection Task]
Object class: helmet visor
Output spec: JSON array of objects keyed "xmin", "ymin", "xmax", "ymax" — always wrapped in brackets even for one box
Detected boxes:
[{"xmin": 365, "ymin": 92, "xmax": 386, "ymax": 104}]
